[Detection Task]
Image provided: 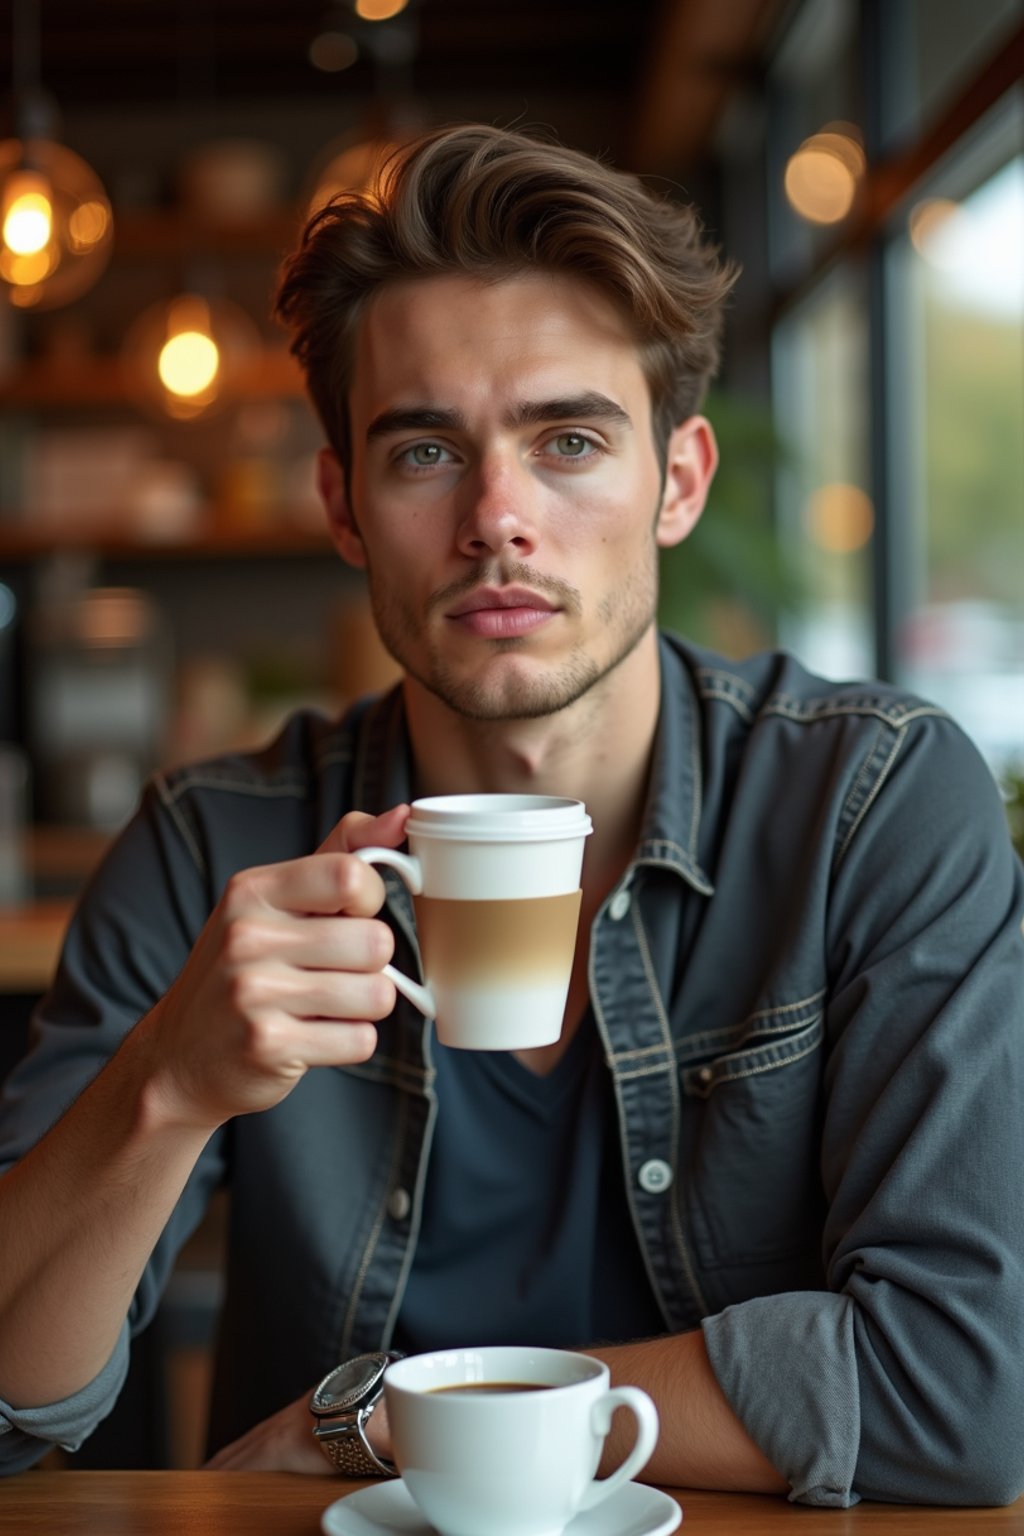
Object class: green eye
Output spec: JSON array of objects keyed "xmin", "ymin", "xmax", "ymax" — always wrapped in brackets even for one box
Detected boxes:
[
  {"xmin": 411, "ymin": 443, "xmax": 444, "ymax": 465},
  {"xmin": 555, "ymin": 433, "xmax": 588, "ymax": 456}
]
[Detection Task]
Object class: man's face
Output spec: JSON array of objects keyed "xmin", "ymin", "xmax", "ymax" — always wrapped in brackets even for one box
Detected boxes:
[{"xmin": 336, "ymin": 271, "xmax": 671, "ymax": 722}]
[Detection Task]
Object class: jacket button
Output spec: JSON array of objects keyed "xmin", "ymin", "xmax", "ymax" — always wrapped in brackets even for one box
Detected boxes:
[
  {"xmin": 608, "ymin": 889, "xmax": 632, "ymax": 921},
  {"xmin": 388, "ymin": 1187, "xmax": 411, "ymax": 1221},
  {"xmin": 696, "ymin": 1066, "xmax": 714, "ymax": 1087},
  {"xmin": 637, "ymin": 1159, "xmax": 673, "ymax": 1194}
]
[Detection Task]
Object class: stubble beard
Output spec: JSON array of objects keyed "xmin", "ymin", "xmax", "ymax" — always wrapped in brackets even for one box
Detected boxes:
[{"xmin": 363, "ymin": 548, "xmax": 660, "ymax": 723}]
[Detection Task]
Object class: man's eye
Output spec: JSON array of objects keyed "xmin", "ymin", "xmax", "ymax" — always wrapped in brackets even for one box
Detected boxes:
[
  {"xmin": 548, "ymin": 432, "xmax": 595, "ymax": 459},
  {"xmin": 401, "ymin": 442, "xmax": 451, "ymax": 468}
]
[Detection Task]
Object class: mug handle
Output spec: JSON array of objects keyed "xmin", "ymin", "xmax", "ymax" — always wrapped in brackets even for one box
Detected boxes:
[
  {"xmin": 353, "ymin": 846, "xmax": 436, "ymax": 1018},
  {"xmin": 578, "ymin": 1386, "xmax": 659, "ymax": 1513}
]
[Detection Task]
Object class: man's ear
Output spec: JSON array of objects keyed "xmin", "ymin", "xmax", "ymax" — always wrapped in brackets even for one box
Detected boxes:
[
  {"xmin": 655, "ymin": 415, "xmax": 719, "ymax": 550},
  {"xmin": 317, "ymin": 448, "xmax": 366, "ymax": 569}
]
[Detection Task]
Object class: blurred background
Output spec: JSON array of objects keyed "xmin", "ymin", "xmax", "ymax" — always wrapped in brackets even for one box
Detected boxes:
[{"xmin": 0, "ymin": 0, "xmax": 1021, "ymax": 1468}]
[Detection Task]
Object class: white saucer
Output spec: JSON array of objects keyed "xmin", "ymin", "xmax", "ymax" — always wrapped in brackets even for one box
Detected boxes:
[{"xmin": 321, "ymin": 1478, "xmax": 682, "ymax": 1536}]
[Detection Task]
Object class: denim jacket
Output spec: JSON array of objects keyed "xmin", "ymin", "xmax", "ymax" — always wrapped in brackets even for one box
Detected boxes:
[{"xmin": 2, "ymin": 635, "xmax": 1023, "ymax": 1505}]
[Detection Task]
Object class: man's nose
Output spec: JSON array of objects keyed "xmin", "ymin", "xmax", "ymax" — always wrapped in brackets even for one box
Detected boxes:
[{"xmin": 455, "ymin": 456, "xmax": 539, "ymax": 560}]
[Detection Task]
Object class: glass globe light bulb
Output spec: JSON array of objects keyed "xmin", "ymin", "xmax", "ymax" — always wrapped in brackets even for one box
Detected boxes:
[
  {"xmin": 2, "ymin": 169, "xmax": 53, "ymax": 255},
  {"xmin": 123, "ymin": 291, "xmax": 260, "ymax": 420},
  {"xmin": 158, "ymin": 329, "xmax": 221, "ymax": 398},
  {"xmin": 0, "ymin": 139, "xmax": 113, "ymax": 309}
]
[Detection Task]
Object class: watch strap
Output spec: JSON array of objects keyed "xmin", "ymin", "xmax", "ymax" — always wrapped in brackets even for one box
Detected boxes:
[{"xmin": 313, "ymin": 1421, "xmax": 397, "ymax": 1477}]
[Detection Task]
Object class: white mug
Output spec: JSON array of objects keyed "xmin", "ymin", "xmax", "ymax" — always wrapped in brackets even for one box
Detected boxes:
[
  {"xmin": 383, "ymin": 1345, "xmax": 659, "ymax": 1536},
  {"xmin": 356, "ymin": 794, "xmax": 592, "ymax": 1050}
]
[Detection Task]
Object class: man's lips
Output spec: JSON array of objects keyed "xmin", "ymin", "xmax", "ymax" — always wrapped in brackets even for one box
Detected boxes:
[
  {"xmin": 447, "ymin": 586, "xmax": 558, "ymax": 617},
  {"xmin": 446, "ymin": 586, "xmax": 559, "ymax": 638}
]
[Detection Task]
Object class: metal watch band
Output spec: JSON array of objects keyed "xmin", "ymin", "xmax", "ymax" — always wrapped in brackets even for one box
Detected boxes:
[{"xmin": 314, "ymin": 1424, "xmax": 397, "ymax": 1478}]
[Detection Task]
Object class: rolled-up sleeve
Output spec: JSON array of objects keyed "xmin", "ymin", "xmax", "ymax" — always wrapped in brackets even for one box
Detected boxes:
[
  {"xmin": 0, "ymin": 783, "xmax": 225, "ymax": 1473},
  {"xmin": 704, "ymin": 715, "xmax": 1024, "ymax": 1507},
  {"xmin": 0, "ymin": 1322, "xmax": 130, "ymax": 1471}
]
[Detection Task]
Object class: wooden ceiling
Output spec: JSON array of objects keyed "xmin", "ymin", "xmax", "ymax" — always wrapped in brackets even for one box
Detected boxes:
[{"xmin": 2, "ymin": 0, "xmax": 789, "ymax": 174}]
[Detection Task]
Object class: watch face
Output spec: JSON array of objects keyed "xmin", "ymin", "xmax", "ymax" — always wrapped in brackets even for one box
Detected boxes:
[{"xmin": 312, "ymin": 1353, "xmax": 390, "ymax": 1414}]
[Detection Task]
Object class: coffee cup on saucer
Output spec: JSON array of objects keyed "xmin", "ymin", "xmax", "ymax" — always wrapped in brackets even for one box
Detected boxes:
[{"xmin": 379, "ymin": 1344, "xmax": 659, "ymax": 1536}]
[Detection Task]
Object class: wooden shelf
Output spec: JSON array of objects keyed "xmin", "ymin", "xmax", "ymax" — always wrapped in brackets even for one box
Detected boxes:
[
  {"xmin": 0, "ymin": 827, "xmax": 108, "ymax": 993},
  {"xmin": 111, "ymin": 207, "xmax": 307, "ymax": 257},
  {"xmin": 29, "ymin": 824, "xmax": 112, "ymax": 883},
  {"xmin": 0, "ymin": 351, "xmax": 305, "ymax": 408},
  {"xmin": 0, "ymin": 900, "xmax": 71, "ymax": 993},
  {"xmin": 0, "ymin": 521, "xmax": 333, "ymax": 561}
]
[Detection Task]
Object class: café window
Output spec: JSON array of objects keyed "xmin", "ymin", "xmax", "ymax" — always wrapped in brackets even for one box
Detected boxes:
[
  {"xmin": 878, "ymin": 0, "xmax": 1022, "ymax": 150},
  {"xmin": 772, "ymin": 265, "xmax": 873, "ymax": 680},
  {"xmin": 886, "ymin": 97, "xmax": 1024, "ymax": 772},
  {"xmin": 761, "ymin": 0, "xmax": 1022, "ymax": 774},
  {"xmin": 765, "ymin": 0, "xmax": 862, "ymax": 287}
]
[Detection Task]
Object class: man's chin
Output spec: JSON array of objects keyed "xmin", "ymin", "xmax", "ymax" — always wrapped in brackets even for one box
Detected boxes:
[{"xmin": 415, "ymin": 657, "xmax": 601, "ymax": 723}]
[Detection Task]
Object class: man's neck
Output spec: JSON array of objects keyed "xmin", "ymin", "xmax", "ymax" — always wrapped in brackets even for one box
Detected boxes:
[{"xmin": 404, "ymin": 629, "xmax": 662, "ymax": 902}]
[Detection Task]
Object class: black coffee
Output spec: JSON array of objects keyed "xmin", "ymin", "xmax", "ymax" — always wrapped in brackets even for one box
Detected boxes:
[{"xmin": 428, "ymin": 1382, "xmax": 555, "ymax": 1396}]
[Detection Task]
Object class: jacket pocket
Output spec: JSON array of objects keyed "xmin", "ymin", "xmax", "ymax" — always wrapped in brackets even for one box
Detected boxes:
[
  {"xmin": 680, "ymin": 1003, "xmax": 827, "ymax": 1272},
  {"xmin": 680, "ymin": 1011, "xmax": 824, "ymax": 1098}
]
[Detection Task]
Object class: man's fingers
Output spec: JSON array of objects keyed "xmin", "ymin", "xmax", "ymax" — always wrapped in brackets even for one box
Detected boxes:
[
  {"xmin": 287, "ymin": 1020, "xmax": 380, "ymax": 1068},
  {"xmin": 318, "ymin": 804, "xmax": 410, "ymax": 857},
  {"xmin": 218, "ymin": 806, "xmax": 411, "ymax": 922},
  {"xmin": 273, "ymin": 967, "xmax": 396, "ymax": 1024},
  {"xmin": 233, "ymin": 1009, "xmax": 382, "ymax": 1073},
  {"xmin": 221, "ymin": 913, "xmax": 395, "ymax": 974},
  {"xmin": 203, "ymin": 1390, "xmax": 327, "ymax": 1473},
  {"xmin": 224, "ymin": 850, "xmax": 389, "ymax": 920}
]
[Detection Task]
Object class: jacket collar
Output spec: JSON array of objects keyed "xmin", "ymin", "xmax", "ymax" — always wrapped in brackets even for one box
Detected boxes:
[
  {"xmin": 351, "ymin": 686, "xmax": 415, "ymax": 815},
  {"xmin": 633, "ymin": 634, "xmax": 714, "ymax": 896}
]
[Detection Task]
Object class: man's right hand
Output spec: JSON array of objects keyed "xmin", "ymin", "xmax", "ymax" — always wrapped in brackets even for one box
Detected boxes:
[{"xmin": 138, "ymin": 804, "xmax": 411, "ymax": 1133}]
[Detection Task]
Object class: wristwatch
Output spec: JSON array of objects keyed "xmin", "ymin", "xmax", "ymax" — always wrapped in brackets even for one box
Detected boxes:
[{"xmin": 310, "ymin": 1351, "xmax": 404, "ymax": 1476}]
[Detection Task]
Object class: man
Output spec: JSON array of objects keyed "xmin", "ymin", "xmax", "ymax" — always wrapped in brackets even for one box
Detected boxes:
[{"xmin": 1, "ymin": 124, "xmax": 1022, "ymax": 1506}]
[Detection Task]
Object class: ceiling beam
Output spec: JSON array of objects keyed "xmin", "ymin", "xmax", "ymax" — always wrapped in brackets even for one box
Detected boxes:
[{"xmin": 629, "ymin": 0, "xmax": 789, "ymax": 173}]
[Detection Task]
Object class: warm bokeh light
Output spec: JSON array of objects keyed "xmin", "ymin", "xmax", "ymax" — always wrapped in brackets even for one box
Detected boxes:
[
  {"xmin": 0, "ymin": 243, "xmax": 53, "ymax": 286},
  {"xmin": 908, "ymin": 196, "xmax": 974, "ymax": 272},
  {"xmin": 308, "ymin": 137, "xmax": 399, "ymax": 217},
  {"xmin": 785, "ymin": 127, "xmax": 866, "ymax": 225},
  {"xmin": 804, "ymin": 483, "xmax": 875, "ymax": 553},
  {"xmin": 355, "ymin": 0, "xmax": 408, "ymax": 18},
  {"xmin": 0, "ymin": 139, "xmax": 113, "ymax": 309},
  {"xmin": 158, "ymin": 329, "xmax": 220, "ymax": 398},
  {"xmin": 2, "ymin": 171, "xmax": 53, "ymax": 255},
  {"xmin": 909, "ymin": 197, "xmax": 958, "ymax": 249},
  {"xmin": 68, "ymin": 198, "xmax": 110, "ymax": 251},
  {"xmin": 123, "ymin": 290, "xmax": 260, "ymax": 419},
  {"xmin": 309, "ymin": 31, "xmax": 359, "ymax": 71}
]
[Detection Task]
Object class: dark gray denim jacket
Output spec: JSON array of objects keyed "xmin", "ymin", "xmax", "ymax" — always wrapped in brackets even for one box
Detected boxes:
[{"xmin": 2, "ymin": 635, "xmax": 1023, "ymax": 1505}]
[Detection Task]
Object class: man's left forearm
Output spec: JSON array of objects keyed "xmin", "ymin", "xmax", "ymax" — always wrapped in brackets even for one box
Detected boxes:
[{"xmin": 588, "ymin": 1330, "xmax": 788, "ymax": 1493}]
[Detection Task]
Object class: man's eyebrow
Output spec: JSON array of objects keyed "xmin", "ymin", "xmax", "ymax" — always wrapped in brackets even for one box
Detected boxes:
[
  {"xmin": 364, "ymin": 392, "xmax": 633, "ymax": 442},
  {"xmin": 366, "ymin": 407, "xmax": 465, "ymax": 441},
  {"xmin": 506, "ymin": 393, "xmax": 633, "ymax": 431}
]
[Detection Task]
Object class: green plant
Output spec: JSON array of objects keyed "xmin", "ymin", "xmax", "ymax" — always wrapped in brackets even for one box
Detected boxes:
[
  {"xmin": 657, "ymin": 389, "xmax": 798, "ymax": 654},
  {"xmin": 1002, "ymin": 764, "xmax": 1024, "ymax": 860}
]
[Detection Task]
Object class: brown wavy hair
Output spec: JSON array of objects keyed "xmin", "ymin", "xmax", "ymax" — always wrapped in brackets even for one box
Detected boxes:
[{"xmin": 274, "ymin": 123, "xmax": 740, "ymax": 469}]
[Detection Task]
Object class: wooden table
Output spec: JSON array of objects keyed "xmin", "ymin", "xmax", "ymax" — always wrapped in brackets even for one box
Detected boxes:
[{"xmin": 1, "ymin": 1473, "xmax": 1022, "ymax": 1534}]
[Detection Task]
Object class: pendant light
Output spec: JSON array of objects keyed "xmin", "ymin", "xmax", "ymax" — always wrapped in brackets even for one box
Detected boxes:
[
  {"xmin": 122, "ymin": 288, "xmax": 261, "ymax": 420},
  {"xmin": 0, "ymin": 0, "xmax": 113, "ymax": 310}
]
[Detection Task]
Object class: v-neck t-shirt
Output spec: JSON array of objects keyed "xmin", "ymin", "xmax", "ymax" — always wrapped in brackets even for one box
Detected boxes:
[{"xmin": 392, "ymin": 1015, "xmax": 666, "ymax": 1353}]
